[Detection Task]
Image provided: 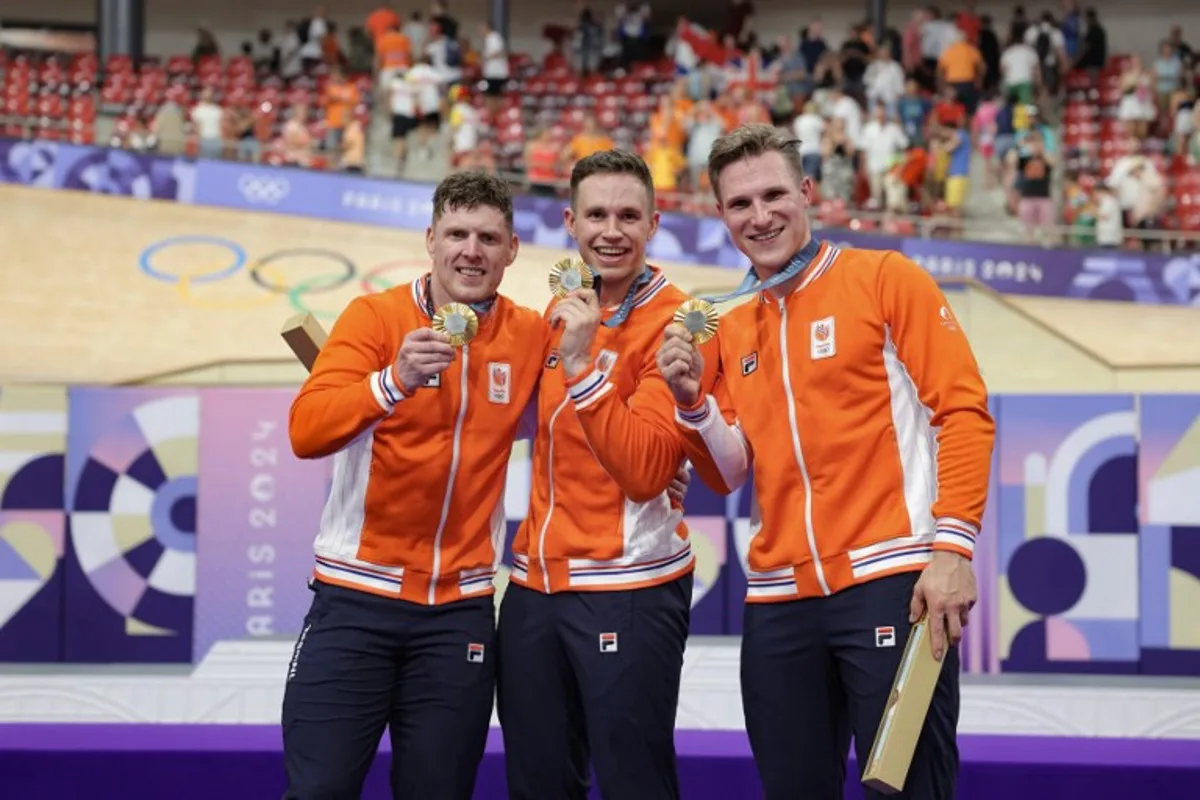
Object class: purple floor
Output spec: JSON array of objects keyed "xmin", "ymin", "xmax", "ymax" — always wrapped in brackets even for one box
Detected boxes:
[{"xmin": 1, "ymin": 724, "xmax": 1197, "ymax": 798}]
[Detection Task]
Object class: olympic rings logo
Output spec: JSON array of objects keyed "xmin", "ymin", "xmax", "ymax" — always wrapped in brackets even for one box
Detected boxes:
[
  {"xmin": 138, "ymin": 235, "xmax": 428, "ymax": 319},
  {"xmin": 236, "ymin": 174, "xmax": 291, "ymax": 206}
]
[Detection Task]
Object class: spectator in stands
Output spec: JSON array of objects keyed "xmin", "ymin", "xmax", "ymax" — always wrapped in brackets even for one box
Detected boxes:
[
  {"xmin": 252, "ymin": 29, "xmax": 281, "ymax": 75},
  {"xmin": 825, "ymin": 84, "xmax": 863, "ymax": 153},
  {"xmin": 425, "ymin": 21, "xmax": 463, "ymax": 89},
  {"xmin": 972, "ymin": 90, "xmax": 1001, "ymax": 187},
  {"xmin": 480, "ymin": 22, "xmax": 509, "ymax": 115},
  {"xmin": 1072, "ymin": 8, "xmax": 1107, "ymax": 75},
  {"xmin": 229, "ymin": 104, "xmax": 260, "ymax": 163},
  {"xmin": 800, "ymin": 20, "xmax": 828, "ymax": 75},
  {"xmin": 1154, "ymin": 39, "xmax": 1185, "ymax": 118},
  {"xmin": 525, "ymin": 128, "xmax": 561, "ymax": 195},
  {"xmin": 865, "ymin": 42, "xmax": 906, "ymax": 116},
  {"xmin": 724, "ymin": 0, "xmax": 755, "ymax": 44},
  {"xmin": 283, "ymin": 103, "xmax": 313, "ymax": 167},
  {"xmin": 920, "ymin": 8, "xmax": 957, "ymax": 90},
  {"xmin": 1010, "ymin": 129, "xmax": 1055, "ymax": 242},
  {"xmin": 151, "ymin": 96, "xmax": 187, "ymax": 157},
  {"xmin": 1167, "ymin": 25, "xmax": 1194, "ymax": 69},
  {"xmin": 1025, "ymin": 12, "xmax": 1065, "ymax": 101},
  {"xmin": 686, "ymin": 101, "xmax": 726, "ymax": 186},
  {"xmin": 192, "ymin": 28, "xmax": 220, "ymax": 61},
  {"xmin": 191, "ymin": 88, "xmax": 225, "ymax": 160},
  {"xmin": 862, "ymin": 104, "xmax": 908, "ymax": 205},
  {"xmin": 1108, "ymin": 152, "xmax": 1166, "ymax": 247},
  {"xmin": 793, "ymin": 100, "xmax": 826, "ymax": 180},
  {"xmin": 341, "ymin": 116, "xmax": 366, "ymax": 173},
  {"xmin": 387, "ymin": 64, "xmax": 417, "ymax": 167},
  {"xmin": 366, "ymin": 3, "xmax": 401, "ymax": 45},
  {"xmin": 820, "ymin": 117, "xmax": 855, "ymax": 203},
  {"xmin": 406, "ymin": 55, "xmax": 444, "ymax": 159},
  {"xmin": 1060, "ymin": 0, "xmax": 1082, "ymax": 61},
  {"xmin": 615, "ymin": 2, "xmax": 651, "ymax": 67},
  {"xmin": 375, "ymin": 18, "xmax": 413, "ymax": 87},
  {"xmin": 448, "ymin": 85, "xmax": 480, "ymax": 165},
  {"xmin": 406, "ymin": 12, "xmax": 428, "ymax": 54},
  {"xmin": 430, "ymin": 1, "xmax": 458, "ymax": 40},
  {"xmin": 577, "ymin": 4, "xmax": 605, "ymax": 75},
  {"xmin": 1117, "ymin": 56, "xmax": 1157, "ymax": 139},
  {"xmin": 938, "ymin": 27, "xmax": 984, "ymax": 114},
  {"xmin": 297, "ymin": 8, "xmax": 329, "ymax": 73},
  {"xmin": 938, "ymin": 117, "xmax": 971, "ymax": 218},
  {"xmin": 1093, "ymin": 182, "xmax": 1124, "ymax": 248},
  {"xmin": 897, "ymin": 77, "xmax": 932, "ymax": 146},
  {"xmin": 322, "ymin": 21, "xmax": 348, "ymax": 69},
  {"xmin": 977, "ymin": 15, "xmax": 1001, "ymax": 92},
  {"xmin": 323, "ymin": 67, "xmax": 359, "ymax": 154},
  {"xmin": 280, "ymin": 21, "xmax": 305, "ymax": 79},
  {"xmin": 645, "ymin": 128, "xmax": 687, "ymax": 196},
  {"xmin": 1000, "ymin": 30, "xmax": 1040, "ymax": 105},
  {"xmin": 839, "ymin": 24, "xmax": 873, "ymax": 94}
]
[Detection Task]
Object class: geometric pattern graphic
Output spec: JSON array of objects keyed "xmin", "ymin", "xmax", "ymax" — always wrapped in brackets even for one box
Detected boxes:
[
  {"xmin": 1137, "ymin": 394, "xmax": 1200, "ymax": 675},
  {"xmin": 0, "ymin": 385, "xmax": 67, "ymax": 662},
  {"xmin": 63, "ymin": 388, "xmax": 198, "ymax": 663},
  {"xmin": 995, "ymin": 395, "xmax": 1142, "ymax": 674}
]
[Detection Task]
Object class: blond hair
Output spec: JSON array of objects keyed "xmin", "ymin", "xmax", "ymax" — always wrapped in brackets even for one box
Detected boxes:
[{"xmin": 706, "ymin": 124, "xmax": 807, "ymax": 202}]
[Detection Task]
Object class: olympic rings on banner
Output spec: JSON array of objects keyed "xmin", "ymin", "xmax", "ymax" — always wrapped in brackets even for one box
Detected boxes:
[
  {"xmin": 360, "ymin": 260, "xmax": 430, "ymax": 294},
  {"xmin": 248, "ymin": 249, "xmax": 357, "ymax": 295},
  {"xmin": 140, "ymin": 236, "xmax": 247, "ymax": 284}
]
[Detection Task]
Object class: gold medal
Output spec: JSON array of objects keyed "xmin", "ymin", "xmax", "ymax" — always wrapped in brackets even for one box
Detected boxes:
[
  {"xmin": 548, "ymin": 257, "xmax": 595, "ymax": 298},
  {"xmin": 431, "ymin": 303, "xmax": 479, "ymax": 347},
  {"xmin": 673, "ymin": 298, "xmax": 720, "ymax": 345}
]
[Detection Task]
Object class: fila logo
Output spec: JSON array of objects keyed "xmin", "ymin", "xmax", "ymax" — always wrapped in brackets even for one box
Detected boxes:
[
  {"xmin": 467, "ymin": 642, "xmax": 485, "ymax": 663},
  {"xmin": 488, "ymin": 362, "xmax": 511, "ymax": 404},
  {"xmin": 810, "ymin": 316, "xmax": 836, "ymax": 360},
  {"xmin": 741, "ymin": 351, "xmax": 758, "ymax": 376},
  {"xmin": 545, "ymin": 351, "xmax": 561, "ymax": 369},
  {"xmin": 875, "ymin": 626, "xmax": 896, "ymax": 648},
  {"xmin": 424, "ymin": 373, "xmax": 441, "ymax": 388},
  {"xmin": 599, "ymin": 632, "xmax": 619, "ymax": 653},
  {"xmin": 596, "ymin": 349, "xmax": 618, "ymax": 375}
]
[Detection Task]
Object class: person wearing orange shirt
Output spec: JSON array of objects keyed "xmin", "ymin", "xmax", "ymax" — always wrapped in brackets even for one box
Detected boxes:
[
  {"xmin": 656, "ymin": 124, "xmax": 994, "ymax": 800},
  {"xmin": 323, "ymin": 66, "xmax": 360, "ymax": 153},
  {"xmin": 374, "ymin": 20, "xmax": 413, "ymax": 86},
  {"xmin": 562, "ymin": 114, "xmax": 615, "ymax": 166},
  {"xmin": 937, "ymin": 28, "xmax": 984, "ymax": 114},
  {"xmin": 497, "ymin": 150, "xmax": 717, "ymax": 800},
  {"xmin": 283, "ymin": 172, "xmax": 547, "ymax": 800},
  {"xmin": 365, "ymin": 2, "xmax": 401, "ymax": 44}
]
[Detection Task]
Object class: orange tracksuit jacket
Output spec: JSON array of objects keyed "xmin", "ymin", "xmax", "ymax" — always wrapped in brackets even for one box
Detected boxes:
[
  {"xmin": 676, "ymin": 242, "xmax": 995, "ymax": 602},
  {"xmin": 288, "ymin": 277, "xmax": 546, "ymax": 605},
  {"xmin": 511, "ymin": 267, "xmax": 719, "ymax": 593}
]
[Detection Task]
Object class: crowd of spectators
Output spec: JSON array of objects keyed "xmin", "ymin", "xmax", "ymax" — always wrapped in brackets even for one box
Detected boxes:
[{"xmin": 2, "ymin": 1, "xmax": 1199, "ymax": 248}]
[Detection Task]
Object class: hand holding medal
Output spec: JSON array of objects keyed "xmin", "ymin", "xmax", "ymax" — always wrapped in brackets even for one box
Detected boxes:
[
  {"xmin": 431, "ymin": 302, "xmax": 479, "ymax": 347},
  {"xmin": 548, "ymin": 257, "xmax": 595, "ymax": 298}
]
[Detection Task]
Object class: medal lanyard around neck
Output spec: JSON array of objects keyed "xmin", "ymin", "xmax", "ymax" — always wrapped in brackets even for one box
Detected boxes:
[
  {"xmin": 596, "ymin": 265, "xmax": 653, "ymax": 328},
  {"xmin": 700, "ymin": 237, "xmax": 823, "ymax": 305},
  {"xmin": 423, "ymin": 274, "xmax": 495, "ymax": 316}
]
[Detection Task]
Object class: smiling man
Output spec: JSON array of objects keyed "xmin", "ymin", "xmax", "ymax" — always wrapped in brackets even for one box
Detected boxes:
[
  {"xmin": 497, "ymin": 150, "xmax": 716, "ymax": 800},
  {"xmin": 655, "ymin": 124, "xmax": 995, "ymax": 799},
  {"xmin": 283, "ymin": 171, "xmax": 547, "ymax": 800}
]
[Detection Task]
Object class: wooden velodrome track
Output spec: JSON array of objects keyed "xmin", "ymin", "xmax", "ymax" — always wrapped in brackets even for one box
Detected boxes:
[
  {"xmin": 0, "ymin": 184, "xmax": 744, "ymax": 386},
  {"xmin": 2, "ymin": 183, "xmax": 1199, "ymax": 388}
]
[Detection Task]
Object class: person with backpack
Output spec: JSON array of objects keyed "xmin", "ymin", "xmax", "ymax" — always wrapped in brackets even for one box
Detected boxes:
[{"xmin": 1025, "ymin": 12, "xmax": 1065, "ymax": 100}]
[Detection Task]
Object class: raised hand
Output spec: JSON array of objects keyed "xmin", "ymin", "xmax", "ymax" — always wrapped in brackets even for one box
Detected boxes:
[
  {"xmin": 656, "ymin": 323, "xmax": 704, "ymax": 407},
  {"xmin": 394, "ymin": 327, "xmax": 455, "ymax": 393},
  {"xmin": 549, "ymin": 289, "xmax": 602, "ymax": 378}
]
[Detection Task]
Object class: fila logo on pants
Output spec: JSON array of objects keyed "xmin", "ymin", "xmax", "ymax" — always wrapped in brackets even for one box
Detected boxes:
[
  {"xmin": 599, "ymin": 632, "xmax": 619, "ymax": 653},
  {"xmin": 467, "ymin": 642, "xmax": 485, "ymax": 663},
  {"xmin": 875, "ymin": 626, "xmax": 896, "ymax": 648}
]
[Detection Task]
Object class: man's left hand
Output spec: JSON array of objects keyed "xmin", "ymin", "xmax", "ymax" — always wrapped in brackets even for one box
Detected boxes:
[
  {"xmin": 667, "ymin": 461, "xmax": 691, "ymax": 505},
  {"xmin": 910, "ymin": 551, "xmax": 976, "ymax": 661},
  {"xmin": 549, "ymin": 289, "xmax": 602, "ymax": 378}
]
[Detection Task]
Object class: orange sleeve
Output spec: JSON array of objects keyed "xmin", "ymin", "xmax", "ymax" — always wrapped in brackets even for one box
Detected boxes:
[
  {"xmin": 567, "ymin": 348, "xmax": 686, "ymax": 504},
  {"xmin": 673, "ymin": 335, "xmax": 752, "ymax": 496},
  {"xmin": 288, "ymin": 296, "xmax": 404, "ymax": 460},
  {"xmin": 876, "ymin": 252, "xmax": 996, "ymax": 559}
]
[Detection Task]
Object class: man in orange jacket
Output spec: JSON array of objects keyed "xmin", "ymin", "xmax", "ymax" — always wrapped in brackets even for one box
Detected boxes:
[
  {"xmin": 656, "ymin": 124, "xmax": 995, "ymax": 799},
  {"xmin": 497, "ymin": 150, "xmax": 717, "ymax": 800},
  {"xmin": 284, "ymin": 171, "xmax": 546, "ymax": 799}
]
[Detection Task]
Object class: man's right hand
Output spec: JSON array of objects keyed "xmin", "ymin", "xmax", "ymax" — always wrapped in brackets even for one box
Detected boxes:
[
  {"xmin": 394, "ymin": 328, "xmax": 455, "ymax": 393},
  {"xmin": 656, "ymin": 323, "xmax": 703, "ymax": 408}
]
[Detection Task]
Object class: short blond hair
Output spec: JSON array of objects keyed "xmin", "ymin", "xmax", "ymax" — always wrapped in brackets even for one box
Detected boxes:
[{"xmin": 707, "ymin": 124, "xmax": 807, "ymax": 203}]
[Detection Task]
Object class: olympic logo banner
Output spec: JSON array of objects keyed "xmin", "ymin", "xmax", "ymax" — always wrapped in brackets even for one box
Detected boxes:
[{"xmin": 191, "ymin": 157, "xmax": 435, "ymax": 229}]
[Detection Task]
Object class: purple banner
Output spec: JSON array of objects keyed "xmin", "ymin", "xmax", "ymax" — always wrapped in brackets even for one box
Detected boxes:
[
  {"xmin": 0, "ymin": 138, "xmax": 194, "ymax": 200},
  {"xmin": 194, "ymin": 388, "xmax": 331, "ymax": 662},
  {"xmin": 191, "ymin": 157, "xmax": 434, "ymax": 228}
]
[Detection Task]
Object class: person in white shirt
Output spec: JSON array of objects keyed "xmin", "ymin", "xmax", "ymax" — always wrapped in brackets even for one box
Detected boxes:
[
  {"xmin": 190, "ymin": 88, "xmax": 225, "ymax": 160},
  {"xmin": 298, "ymin": 8, "xmax": 328, "ymax": 72},
  {"xmin": 1023, "ymin": 13, "xmax": 1066, "ymax": 96},
  {"xmin": 448, "ymin": 85, "xmax": 480, "ymax": 164},
  {"xmin": 1094, "ymin": 183, "xmax": 1125, "ymax": 248},
  {"xmin": 861, "ymin": 104, "xmax": 909, "ymax": 205},
  {"xmin": 864, "ymin": 43, "xmax": 907, "ymax": 117},
  {"xmin": 388, "ymin": 68, "xmax": 416, "ymax": 166},
  {"xmin": 792, "ymin": 101, "xmax": 826, "ymax": 179},
  {"xmin": 479, "ymin": 22, "xmax": 509, "ymax": 113},
  {"xmin": 406, "ymin": 55, "xmax": 444, "ymax": 156},
  {"xmin": 1000, "ymin": 39, "xmax": 1040, "ymax": 105},
  {"xmin": 828, "ymin": 86, "xmax": 863, "ymax": 153}
]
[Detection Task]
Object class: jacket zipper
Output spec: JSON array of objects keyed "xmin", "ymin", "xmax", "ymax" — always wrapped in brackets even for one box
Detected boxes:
[
  {"xmin": 777, "ymin": 300, "xmax": 830, "ymax": 596},
  {"xmin": 535, "ymin": 396, "xmax": 571, "ymax": 593},
  {"xmin": 428, "ymin": 344, "xmax": 470, "ymax": 604}
]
